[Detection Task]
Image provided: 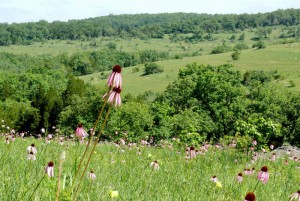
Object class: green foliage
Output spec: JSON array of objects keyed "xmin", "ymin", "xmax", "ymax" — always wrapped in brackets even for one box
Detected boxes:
[
  {"xmin": 238, "ymin": 33, "xmax": 245, "ymax": 41},
  {"xmin": 211, "ymin": 44, "xmax": 232, "ymax": 54},
  {"xmin": 178, "ymin": 129, "xmax": 206, "ymax": 146},
  {"xmin": 252, "ymin": 41, "xmax": 266, "ymax": 49},
  {"xmin": 106, "ymin": 42, "xmax": 117, "ymax": 50},
  {"xmin": 231, "ymin": 49, "xmax": 241, "ymax": 61},
  {"xmin": 234, "ymin": 43, "xmax": 249, "ymax": 50},
  {"xmin": 106, "ymin": 102, "xmax": 153, "ymax": 142},
  {"xmin": 234, "ymin": 117, "xmax": 282, "ymax": 145},
  {"xmin": 144, "ymin": 62, "xmax": 164, "ymax": 75}
]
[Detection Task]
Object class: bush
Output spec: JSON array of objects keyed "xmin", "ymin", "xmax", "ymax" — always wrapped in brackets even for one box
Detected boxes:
[
  {"xmin": 252, "ymin": 41, "xmax": 266, "ymax": 49},
  {"xmin": 144, "ymin": 63, "xmax": 164, "ymax": 75},
  {"xmin": 211, "ymin": 44, "xmax": 232, "ymax": 54},
  {"xmin": 234, "ymin": 43, "xmax": 249, "ymax": 50},
  {"xmin": 231, "ymin": 49, "xmax": 241, "ymax": 61}
]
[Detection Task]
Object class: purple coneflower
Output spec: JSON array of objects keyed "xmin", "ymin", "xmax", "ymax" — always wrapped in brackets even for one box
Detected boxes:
[
  {"xmin": 244, "ymin": 192, "xmax": 256, "ymax": 201},
  {"xmin": 289, "ymin": 190, "xmax": 300, "ymax": 201},
  {"xmin": 106, "ymin": 87, "xmax": 122, "ymax": 107},
  {"xmin": 45, "ymin": 161, "xmax": 54, "ymax": 177},
  {"xmin": 150, "ymin": 160, "xmax": 160, "ymax": 170},
  {"xmin": 257, "ymin": 166, "xmax": 269, "ymax": 184},
  {"xmin": 88, "ymin": 170, "xmax": 96, "ymax": 180},
  {"xmin": 185, "ymin": 148, "xmax": 189, "ymax": 156},
  {"xmin": 270, "ymin": 144, "xmax": 274, "ymax": 150},
  {"xmin": 271, "ymin": 153, "xmax": 276, "ymax": 161},
  {"xmin": 5, "ymin": 137, "xmax": 9, "ymax": 144},
  {"xmin": 75, "ymin": 123, "xmax": 88, "ymax": 138},
  {"xmin": 27, "ymin": 152, "xmax": 36, "ymax": 161},
  {"xmin": 210, "ymin": 175, "xmax": 218, "ymax": 183},
  {"xmin": 252, "ymin": 140, "xmax": 257, "ymax": 146},
  {"xmin": 27, "ymin": 144, "xmax": 37, "ymax": 154},
  {"xmin": 236, "ymin": 172, "xmax": 243, "ymax": 183},
  {"xmin": 107, "ymin": 65, "xmax": 122, "ymax": 88},
  {"xmin": 190, "ymin": 146, "xmax": 196, "ymax": 158}
]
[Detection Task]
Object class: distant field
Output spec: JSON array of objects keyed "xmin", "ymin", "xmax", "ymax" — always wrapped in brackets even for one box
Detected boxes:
[
  {"xmin": 0, "ymin": 27, "xmax": 299, "ymax": 95},
  {"xmin": 80, "ymin": 42, "xmax": 300, "ymax": 95}
]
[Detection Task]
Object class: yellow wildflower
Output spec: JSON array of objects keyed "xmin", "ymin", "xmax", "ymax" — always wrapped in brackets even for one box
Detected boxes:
[{"xmin": 216, "ymin": 181, "xmax": 222, "ymax": 188}]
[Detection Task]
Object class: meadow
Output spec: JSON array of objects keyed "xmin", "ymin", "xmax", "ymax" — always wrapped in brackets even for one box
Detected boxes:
[{"xmin": 0, "ymin": 136, "xmax": 299, "ymax": 201}]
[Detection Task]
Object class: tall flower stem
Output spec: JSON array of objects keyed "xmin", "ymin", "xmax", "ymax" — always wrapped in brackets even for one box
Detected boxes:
[
  {"xmin": 72, "ymin": 106, "xmax": 112, "ymax": 200},
  {"xmin": 72, "ymin": 85, "xmax": 112, "ymax": 188},
  {"xmin": 27, "ymin": 174, "xmax": 46, "ymax": 200}
]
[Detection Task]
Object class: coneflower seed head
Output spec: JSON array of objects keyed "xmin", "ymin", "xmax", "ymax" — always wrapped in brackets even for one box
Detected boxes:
[
  {"xmin": 261, "ymin": 166, "xmax": 268, "ymax": 172},
  {"xmin": 245, "ymin": 192, "xmax": 256, "ymax": 200},
  {"xmin": 48, "ymin": 161, "xmax": 54, "ymax": 167},
  {"xmin": 113, "ymin": 87, "xmax": 121, "ymax": 93},
  {"xmin": 238, "ymin": 172, "xmax": 242, "ymax": 176},
  {"xmin": 112, "ymin": 65, "xmax": 122, "ymax": 73}
]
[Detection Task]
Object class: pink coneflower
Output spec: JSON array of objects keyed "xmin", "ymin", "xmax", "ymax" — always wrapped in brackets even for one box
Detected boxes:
[
  {"xmin": 11, "ymin": 136, "xmax": 15, "ymax": 142},
  {"xmin": 236, "ymin": 172, "xmax": 243, "ymax": 183},
  {"xmin": 45, "ymin": 161, "xmax": 54, "ymax": 177},
  {"xmin": 27, "ymin": 152, "xmax": 36, "ymax": 161},
  {"xmin": 251, "ymin": 167, "xmax": 255, "ymax": 174},
  {"xmin": 185, "ymin": 148, "xmax": 189, "ymax": 155},
  {"xmin": 150, "ymin": 160, "xmax": 160, "ymax": 170},
  {"xmin": 258, "ymin": 166, "xmax": 269, "ymax": 184},
  {"xmin": 107, "ymin": 65, "xmax": 122, "ymax": 88},
  {"xmin": 210, "ymin": 175, "xmax": 218, "ymax": 183},
  {"xmin": 270, "ymin": 144, "xmax": 274, "ymax": 150},
  {"xmin": 284, "ymin": 160, "xmax": 289, "ymax": 165},
  {"xmin": 75, "ymin": 123, "xmax": 88, "ymax": 138},
  {"xmin": 190, "ymin": 146, "xmax": 196, "ymax": 158},
  {"xmin": 289, "ymin": 190, "xmax": 300, "ymax": 201},
  {"xmin": 244, "ymin": 168, "xmax": 250, "ymax": 175},
  {"xmin": 4, "ymin": 137, "xmax": 9, "ymax": 144},
  {"xmin": 106, "ymin": 87, "xmax": 122, "ymax": 107},
  {"xmin": 271, "ymin": 153, "xmax": 276, "ymax": 161},
  {"xmin": 26, "ymin": 144, "xmax": 37, "ymax": 154},
  {"xmin": 88, "ymin": 170, "xmax": 96, "ymax": 180},
  {"xmin": 244, "ymin": 192, "xmax": 256, "ymax": 201},
  {"xmin": 252, "ymin": 140, "xmax": 257, "ymax": 146}
]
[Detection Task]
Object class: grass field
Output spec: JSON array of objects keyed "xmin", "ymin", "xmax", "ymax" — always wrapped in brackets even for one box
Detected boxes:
[
  {"xmin": 1, "ymin": 136, "xmax": 299, "ymax": 200},
  {"xmin": 80, "ymin": 41, "xmax": 300, "ymax": 95}
]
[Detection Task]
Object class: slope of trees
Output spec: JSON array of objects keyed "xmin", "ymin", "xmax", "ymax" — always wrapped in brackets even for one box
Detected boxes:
[
  {"xmin": 0, "ymin": 9, "xmax": 299, "ymax": 45},
  {"xmin": 1, "ymin": 60, "xmax": 300, "ymax": 146}
]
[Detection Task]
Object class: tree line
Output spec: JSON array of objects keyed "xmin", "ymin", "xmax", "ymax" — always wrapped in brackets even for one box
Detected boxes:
[{"xmin": 0, "ymin": 9, "xmax": 299, "ymax": 45}]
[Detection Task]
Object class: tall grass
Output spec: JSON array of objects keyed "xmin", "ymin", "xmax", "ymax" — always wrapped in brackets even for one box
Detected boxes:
[{"xmin": 0, "ymin": 137, "xmax": 299, "ymax": 200}]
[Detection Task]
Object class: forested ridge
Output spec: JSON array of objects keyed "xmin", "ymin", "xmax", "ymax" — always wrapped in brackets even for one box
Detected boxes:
[
  {"xmin": 0, "ymin": 9, "xmax": 299, "ymax": 45},
  {"xmin": 1, "ymin": 9, "xmax": 300, "ymax": 147}
]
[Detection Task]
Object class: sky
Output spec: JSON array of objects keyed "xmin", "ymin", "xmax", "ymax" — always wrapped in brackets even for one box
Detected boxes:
[{"xmin": 0, "ymin": 0, "xmax": 299, "ymax": 23}]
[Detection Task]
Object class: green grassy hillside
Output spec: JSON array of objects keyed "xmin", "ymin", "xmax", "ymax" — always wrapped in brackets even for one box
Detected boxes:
[
  {"xmin": 0, "ymin": 27, "xmax": 299, "ymax": 95},
  {"xmin": 80, "ymin": 41, "xmax": 300, "ymax": 95}
]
